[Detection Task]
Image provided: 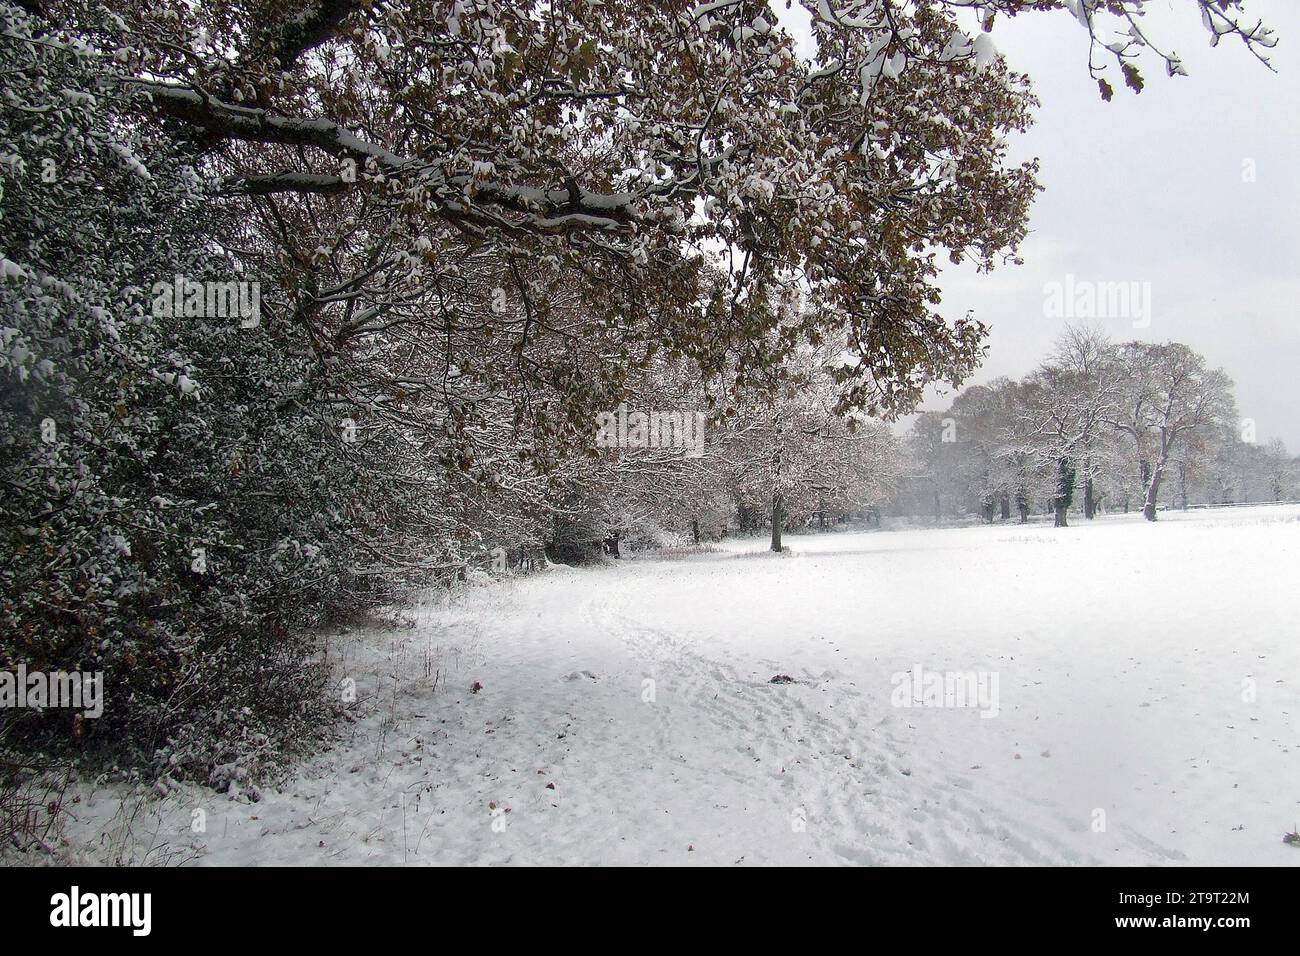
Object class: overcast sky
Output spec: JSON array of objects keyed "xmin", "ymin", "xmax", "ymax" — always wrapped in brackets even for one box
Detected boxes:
[{"xmin": 782, "ymin": 1, "xmax": 1300, "ymax": 450}]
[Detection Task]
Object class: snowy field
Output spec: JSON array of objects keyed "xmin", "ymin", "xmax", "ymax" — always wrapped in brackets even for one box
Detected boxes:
[{"xmin": 62, "ymin": 505, "xmax": 1300, "ymax": 866}]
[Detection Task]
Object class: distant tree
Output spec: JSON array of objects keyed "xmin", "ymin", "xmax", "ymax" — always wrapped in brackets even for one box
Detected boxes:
[
  {"xmin": 946, "ymin": 381, "xmax": 1017, "ymax": 522},
  {"xmin": 1109, "ymin": 342, "xmax": 1235, "ymax": 521},
  {"xmin": 1017, "ymin": 326, "xmax": 1120, "ymax": 526},
  {"xmin": 1260, "ymin": 438, "xmax": 1295, "ymax": 502},
  {"xmin": 899, "ymin": 411, "xmax": 964, "ymax": 522},
  {"xmin": 718, "ymin": 350, "xmax": 899, "ymax": 551}
]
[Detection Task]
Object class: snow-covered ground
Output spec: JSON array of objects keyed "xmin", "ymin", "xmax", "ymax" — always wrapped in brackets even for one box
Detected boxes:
[{"xmin": 60, "ymin": 505, "xmax": 1300, "ymax": 865}]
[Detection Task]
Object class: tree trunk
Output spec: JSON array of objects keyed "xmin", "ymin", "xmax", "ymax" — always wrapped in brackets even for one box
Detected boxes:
[
  {"xmin": 770, "ymin": 494, "xmax": 783, "ymax": 552},
  {"xmin": 1143, "ymin": 435, "xmax": 1170, "ymax": 522},
  {"xmin": 691, "ymin": 518, "xmax": 700, "ymax": 545},
  {"xmin": 999, "ymin": 495, "xmax": 1010, "ymax": 520},
  {"xmin": 1053, "ymin": 457, "xmax": 1075, "ymax": 527},
  {"xmin": 1142, "ymin": 468, "xmax": 1163, "ymax": 521},
  {"xmin": 1084, "ymin": 475, "xmax": 1095, "ymax": 520}
]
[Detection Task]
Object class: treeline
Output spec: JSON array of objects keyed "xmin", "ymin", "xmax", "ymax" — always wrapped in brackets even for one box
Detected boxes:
[
  {"xmin": 890, "ymin": 328, "xmax": 1297, "ymax": 526},
  {"xmin": 0, "ymin": 0, "xmax": 936, "ymax": 782}
]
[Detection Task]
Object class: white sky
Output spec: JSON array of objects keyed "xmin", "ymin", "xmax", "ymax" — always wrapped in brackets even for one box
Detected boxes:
[{"xmin": 779, "ymin": 1, "xmax": 1300, "ymax": 449}]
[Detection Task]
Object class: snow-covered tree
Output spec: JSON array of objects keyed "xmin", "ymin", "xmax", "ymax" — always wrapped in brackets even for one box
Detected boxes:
[
  {"xmin": 1014, "ymin": 326, "xmax": 1121, "ymax": 526},
  {"xmin": 715, "ymin": 348, "xmax": 900, "ymax": 550},
  {"xmin": 1109, "ymin": 341, "xmax": 1235, "ymax": 521}
]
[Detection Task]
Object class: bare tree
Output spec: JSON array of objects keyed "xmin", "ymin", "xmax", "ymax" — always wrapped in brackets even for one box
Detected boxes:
[
  {"xmin": 1017, "ymin": 327, "xmax": 1121, "ymax": 527},
  {"xmin": 1109, "ymin": 343, "xmax": 1235, "ymax": 521}
]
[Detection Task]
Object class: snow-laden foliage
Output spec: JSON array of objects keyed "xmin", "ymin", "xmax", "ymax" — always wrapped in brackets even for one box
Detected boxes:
[
  {"xmin": 51, "ymin": 0, "xmax": 1051, "ymax": 425},
  {"xmin": 0, "ymin": 4, "xmax": 446, "ymax": 783}
]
